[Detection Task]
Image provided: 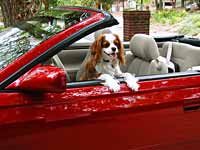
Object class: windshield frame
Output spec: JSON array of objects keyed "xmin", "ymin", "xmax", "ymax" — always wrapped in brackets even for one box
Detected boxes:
[{"xmin": 0, "ymin": 6, "xmax": 118, "ymax": 90}]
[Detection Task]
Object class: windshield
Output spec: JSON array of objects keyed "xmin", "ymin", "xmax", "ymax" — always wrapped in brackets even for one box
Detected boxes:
[{"xmin": 0, "ymin": 9, "xmax": 90, "ymax": 69}]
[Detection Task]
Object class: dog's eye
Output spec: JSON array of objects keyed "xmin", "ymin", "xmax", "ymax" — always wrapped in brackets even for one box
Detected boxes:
[
  {"xmin": 114, "ymin": 40, "xmax": 120, "ymax": 48},
  {"xmin": 102, "ymin": 41, "xmax": 110, "ymax": 48}
]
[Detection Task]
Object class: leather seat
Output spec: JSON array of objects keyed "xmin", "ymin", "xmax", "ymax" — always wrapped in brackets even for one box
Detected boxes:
[
  {"xmin": 160, "ymin": 42, "xmax": 200, "ymax": 71},
  {"xmin": 122, "ymin": 34, "xmax": 169, "ymax": 76}
]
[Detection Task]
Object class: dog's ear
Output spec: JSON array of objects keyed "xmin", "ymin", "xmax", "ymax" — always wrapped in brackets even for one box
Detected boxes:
[
  {"xmin": 81, "ymin": 35, "xmax": 104, "ymax": 80},
  {"xmin": 90, "ymin": 34, "xmax": 104, "ymax": 64},
  {"xmin": 114, "ymin": 34, "xmax": 125, "ymax": 64}
]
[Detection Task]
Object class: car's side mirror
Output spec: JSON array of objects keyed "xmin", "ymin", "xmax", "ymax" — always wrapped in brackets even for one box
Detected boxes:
[{"xmin": 7, "ymin": 65, "xmax": 66, "ymax": 93}]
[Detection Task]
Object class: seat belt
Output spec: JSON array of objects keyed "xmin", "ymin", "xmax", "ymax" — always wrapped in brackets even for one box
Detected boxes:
[
  {"xmin": 156, "ymin": 42, "xmax": 175, "ymax": 72},
  {"xmin": 166, "ymin": 42, "xmax": 172, "ymax": 63},
  {"xmin": 166, "ymin": 42, "xmax": 175, "ymax": 72}
]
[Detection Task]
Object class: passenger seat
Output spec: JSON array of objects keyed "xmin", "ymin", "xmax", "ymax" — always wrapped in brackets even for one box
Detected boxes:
[{"xmin": 122, "ymin": 34, "xmax": 169, "ymax": 76}]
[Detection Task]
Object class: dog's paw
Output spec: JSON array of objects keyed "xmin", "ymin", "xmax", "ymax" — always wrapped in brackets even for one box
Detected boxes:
[
  {"xmin": 106, "ymin": 79, "xmax": 120, "ymax": 92},
  {"xmin": 127, "ymin": 81, "xmax": 140, "ymax": 91},
  {"xmin": 122, "ymin": 73, "xmax": 140, "ymax": 91},
  {"xmin": 98, "ymin": 74, "xmax": 120, "ymax": 92}
]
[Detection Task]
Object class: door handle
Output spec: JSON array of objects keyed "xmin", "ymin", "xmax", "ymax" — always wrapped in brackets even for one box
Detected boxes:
[{"xmin": 184, "ymin": 99, "xmax": 200, "ymax": 112}]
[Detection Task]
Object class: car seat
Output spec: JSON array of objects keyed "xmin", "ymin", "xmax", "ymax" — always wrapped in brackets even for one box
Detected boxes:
[
  {"xmin": 160, "ymin": 42, "xmax": 200, "ymax": 71},
  {"xmin": 122, "ymin": 34, "xmax": 169, "ymax": 76}
]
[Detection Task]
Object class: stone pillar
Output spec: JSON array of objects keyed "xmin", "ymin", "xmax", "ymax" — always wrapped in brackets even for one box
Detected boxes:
[{"xmin": 123, "ymin": 10, "xmax": 150, "ymax": 41}]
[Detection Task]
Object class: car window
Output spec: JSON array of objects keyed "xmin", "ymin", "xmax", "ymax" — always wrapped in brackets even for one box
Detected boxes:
[
  {"xmin": 0, "ymin": 9, "xmax": 90, "ymax": 70},
  {"xmin": 52, "ymin": 40, "xmax": 200, "ymax": 86}
]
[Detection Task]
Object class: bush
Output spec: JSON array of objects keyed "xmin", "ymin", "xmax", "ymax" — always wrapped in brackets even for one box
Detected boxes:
[
  {"xmin": 151, "ymin": 9, "xmax": 187, "ymax": 25},
  {"xmin": 53, "ymin": 0, "xmax": 94, "ymax": 7},
  {"xmin": 178, "ymin": 13, "xmax": 200, "ymax": 36}
]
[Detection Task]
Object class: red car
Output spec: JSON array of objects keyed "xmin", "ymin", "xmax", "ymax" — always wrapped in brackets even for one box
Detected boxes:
[{"xmin": 0, "ymin": 6, "xmax": 200, "ymax": 150}]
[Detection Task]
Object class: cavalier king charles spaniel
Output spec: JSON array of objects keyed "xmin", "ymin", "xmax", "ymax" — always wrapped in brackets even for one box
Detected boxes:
[{"xmin": 80, "ymin": 33, "xmax": 139, "ymax": 92}]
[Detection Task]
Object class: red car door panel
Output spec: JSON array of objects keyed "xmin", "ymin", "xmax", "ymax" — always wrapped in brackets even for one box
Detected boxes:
[{"xmin": 0, "ymin": 75, "xmax": 200, "ymax": 149}]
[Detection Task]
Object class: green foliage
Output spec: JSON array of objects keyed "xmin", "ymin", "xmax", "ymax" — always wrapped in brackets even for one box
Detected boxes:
[
  {"xmin": 0, "ymin": 26, "xmax": 5, "ymax": 32},
  {"xmin": 178, "ymin": 13, "xmax": 200, "ymax": 36},
  {"xmin": 53, "ymin": 0, "xmax": 95, "ymax": 7},
  {"xmin": 49, "ymin": 0, "xmax": 58, "ymax": 6},
  {"xmin": 38, "ymin": 9, "xmax": 75, "ymax": 18},
  {"xmin": 136, "ymin": 0, "xmax": 151, "ymax": 5},
  {"xmin": 151, "ymin": 10, "xmax": 200, "ymax": 36},
  {"xmin": 49, "ymin": 0, "xmax": 114, "ymax": 10},
  {"xmin": 151, "ymin": 9, "xmax": 187, "ymax": 25}
]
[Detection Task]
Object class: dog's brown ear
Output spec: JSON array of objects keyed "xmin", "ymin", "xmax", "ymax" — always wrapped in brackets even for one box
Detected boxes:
[
  {"xmin": 80, "ymin": 35, "xmax": 104, "ymax": 80},
  {"xmin": 90, "ymin": 35, "xmax": 104, "ymax": 65},
  {"xmin": 114, "ymin": 34, "xmax": 125, "ymax": 64}
]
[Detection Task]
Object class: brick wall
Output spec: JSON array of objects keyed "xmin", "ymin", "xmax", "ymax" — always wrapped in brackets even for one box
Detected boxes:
[{"xmin": 123, "ymin": 10, "xmax": 150, "ymax": 41}]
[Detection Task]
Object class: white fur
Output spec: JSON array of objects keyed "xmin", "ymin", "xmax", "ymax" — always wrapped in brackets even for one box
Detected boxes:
[
  {"xmin": 97, "ymin": 62, "xmax": 139, "ymax": 92},
  {"xmin": 102, "ymin": 34, "xmax": 119, "ymax": 56},
  {"xmin": 121, "ymin": 73, "xmax": 139, "ymax": 91},
  {"xmin": 96, "ymin": 34, "xmax": 139, "ymax": 92},
  {"xmin": 98, "ymin": 74, "xmax": 120, "ymax": 92}
]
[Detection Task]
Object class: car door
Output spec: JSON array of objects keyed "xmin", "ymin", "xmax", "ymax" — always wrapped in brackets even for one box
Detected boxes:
[{"xmin": 1, "ymin": 71, "xmax": 200, "ymax": 150}]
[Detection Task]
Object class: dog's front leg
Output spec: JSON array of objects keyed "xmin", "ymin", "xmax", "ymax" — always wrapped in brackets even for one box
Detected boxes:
[
  {"xmin": 121, "ymin": 73, "xmax": 139, "ymax": 91},
  {"xmin": 98, "ymin": 74, "xmax": 120, "ymax": 92}
]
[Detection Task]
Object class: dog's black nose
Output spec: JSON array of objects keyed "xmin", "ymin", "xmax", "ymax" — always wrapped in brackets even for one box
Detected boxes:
[{"xmin": 111, "ymin": 47, "xmax": 116, "ymax": 52}]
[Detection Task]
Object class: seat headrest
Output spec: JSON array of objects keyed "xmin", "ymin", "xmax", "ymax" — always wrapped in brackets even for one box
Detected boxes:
[
  {"xmin": 130, "ymin": 34, "xmax": 159, "ymax": 61},
  {"xmin": 94, "ymin": 28, "xmax": 112, "ymax": 39}
]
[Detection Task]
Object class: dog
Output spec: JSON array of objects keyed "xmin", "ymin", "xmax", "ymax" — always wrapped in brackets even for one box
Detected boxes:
[{"xmin": 80, "ymin": 33, "xmax": 139, "ymax": 92}]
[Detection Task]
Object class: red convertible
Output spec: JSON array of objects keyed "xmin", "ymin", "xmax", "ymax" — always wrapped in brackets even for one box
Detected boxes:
[{"xmin": 0, "ymin": 6, "xmax": 200, "ymax": 150}]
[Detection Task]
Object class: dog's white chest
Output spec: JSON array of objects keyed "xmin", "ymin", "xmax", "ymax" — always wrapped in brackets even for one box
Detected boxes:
[{"xmin": 95, "ymin": 62, "xmax": 116, "ymax": 76}]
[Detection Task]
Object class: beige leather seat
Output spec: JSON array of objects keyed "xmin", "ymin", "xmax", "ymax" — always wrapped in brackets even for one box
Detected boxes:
[
  {"xmin": 160, "ymin": 42, "xmax": 200, "ymax": 71},
  {"xmin": 122, "ymin": 34, "xmax": 169, "ymax": 76}
]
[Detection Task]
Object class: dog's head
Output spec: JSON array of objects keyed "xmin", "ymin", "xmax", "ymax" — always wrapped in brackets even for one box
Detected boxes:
[{"xmin": 90, "ymin": 33, "xmax": 125, "ymax": 65}]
